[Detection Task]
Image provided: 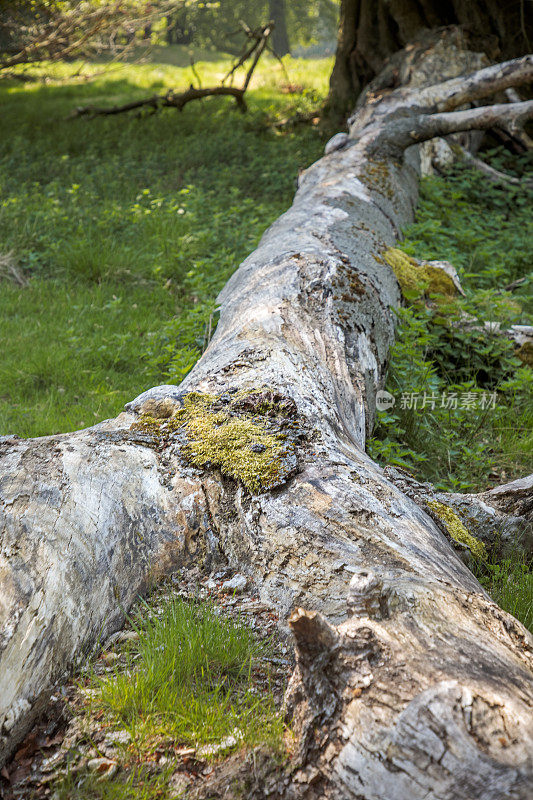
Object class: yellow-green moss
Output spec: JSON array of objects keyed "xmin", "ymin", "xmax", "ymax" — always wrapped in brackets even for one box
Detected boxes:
[
  {"xmin": 184, "ymin": 411, "xmax": 288, "ymax": 494},
  {"xmin": 383, "ymin": 247, "xmax": 457, "ymax": 299},
  {"xmin": 131, "ymin": 390, "xmax": 296, "ymax": 494},
  {"xmin": 131, "ymin": 414, "xmax": 168, "ymax": 434},
  {"xmin": 427, "ymin": 500, "xmax": 487, "ymax": 560}
]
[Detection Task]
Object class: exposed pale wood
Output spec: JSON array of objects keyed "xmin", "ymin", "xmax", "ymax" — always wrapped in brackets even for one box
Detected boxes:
[{"xmin": 1, "ymin": 46, "xmax": 533, "ymax": 797}]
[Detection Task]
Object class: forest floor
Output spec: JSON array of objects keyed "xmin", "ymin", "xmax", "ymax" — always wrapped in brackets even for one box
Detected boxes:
[{"xmin": 0, "ymin": 48, "xmax": 532, "ymax": 799}]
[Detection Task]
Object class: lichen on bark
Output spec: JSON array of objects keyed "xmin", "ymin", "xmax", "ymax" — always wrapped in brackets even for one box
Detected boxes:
[
  {"xmin": 428, "ymin": 499, "xmax": 487, "ymax": 559},
  {"xmin": 132, "ymin": 389, "xmax": 299, "ymax": 493}
]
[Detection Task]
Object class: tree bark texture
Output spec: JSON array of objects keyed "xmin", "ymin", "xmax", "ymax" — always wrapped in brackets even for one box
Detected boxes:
[
  {"xmin": 326, "ymin": 1, "xmax": 533, "ymax": 119},
  {"xmin": 1, "ymin": 46, "xmax": 533, "ymax": 798}
]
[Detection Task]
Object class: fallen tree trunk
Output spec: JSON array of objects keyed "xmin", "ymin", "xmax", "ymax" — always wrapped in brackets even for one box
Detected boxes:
[{"xmin": 1, "ymin": 43, "xmax": 533, "ymax": 798}]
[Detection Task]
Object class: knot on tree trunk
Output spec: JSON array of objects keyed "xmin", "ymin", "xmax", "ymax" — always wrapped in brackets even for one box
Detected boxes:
[
  {"xmin": 346, "ymin": 569, "xmax": 385, "ymax": 619},
  {"xmin": 285, "ymin": 608, "xmax": 383, "ymax": 790}
]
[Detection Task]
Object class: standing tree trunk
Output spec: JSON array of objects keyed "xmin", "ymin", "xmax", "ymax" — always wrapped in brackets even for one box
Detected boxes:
[
  {"xmin": 269, "ymin": 0, "xmax": 290, "ymax": 56},
  {"xmin": 326, "ymin": 0, "xmax": 533, "ymax": 119},
  {"xmin": 1, "ymin": 39, "xmax": 533, "ymax": 798}
]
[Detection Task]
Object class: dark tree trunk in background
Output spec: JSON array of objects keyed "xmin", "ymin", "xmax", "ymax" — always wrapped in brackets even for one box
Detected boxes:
[
  {"xmin": 269, "ymin": 0, "xmax": 290, "ymax": 56},
  {"xmin": 326, "ymin": 0, "xmax": 533, "ymax": 119}
]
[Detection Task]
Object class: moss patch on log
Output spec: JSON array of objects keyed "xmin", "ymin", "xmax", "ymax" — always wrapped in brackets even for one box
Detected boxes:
[
  {"xmin": 428, "ymin": 500, "xmax": 487, "ymax": 560},
  {"xmin": 383, "ymin": 247, "xmax": 457, "ymax": 299},
  {"xmin": 132, "ymin": 389, "xmax": 298, "ymax": 494}
]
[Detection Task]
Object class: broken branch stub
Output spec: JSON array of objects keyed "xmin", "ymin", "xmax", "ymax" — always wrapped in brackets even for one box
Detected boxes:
[{"xmin": 71, "ymin": 23, "xmax": 273, "ymax": 119}]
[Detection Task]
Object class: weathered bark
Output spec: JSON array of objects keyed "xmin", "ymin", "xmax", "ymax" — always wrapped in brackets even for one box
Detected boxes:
[
  {"xmin": 326, "ymin": 1, "xmax": 533, "ymax": 119},
  {"xmin": 2, "ymin": 47, "xmax": 533, "ymax": 798}
]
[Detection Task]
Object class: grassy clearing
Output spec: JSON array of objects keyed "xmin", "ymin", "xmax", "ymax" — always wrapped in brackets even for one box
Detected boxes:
[
  {"xmin": 0, "ymin": 51, "xmax": 331, "ymax": 437},
  {"xmin": 474, "ymin": 551, "xmax": 533, "ymax": 633}
]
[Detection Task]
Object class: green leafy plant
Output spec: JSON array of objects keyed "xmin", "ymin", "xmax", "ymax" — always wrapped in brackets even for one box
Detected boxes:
[
  {"xmin": 473, "ymin": 550, "xmax": 533, "ymax": 633},
  {"xmin": 368, "ymin": 153, "xmax": 533, "ymax": 491}
]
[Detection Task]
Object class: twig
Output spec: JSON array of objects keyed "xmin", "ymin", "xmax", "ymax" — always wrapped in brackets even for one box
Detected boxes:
[
  {"xmin": 0, "ymin": 1, "xmax": 174, "ymax": 72},
  {"xmin": 498, "ymin": 276, "xmax": 528, "ymax": 294},
  {"xmin": 223, "ymin": 22, "xmax": 273, "ymax": 89},
  {"xmin": 222, "ymin": 35, "xmax": 261, "ymax": 84},
  {"xmin": 190, "ymin": 58, "xmax": 202, "ymax": 89},
  {"xmin": 242, "ymin": 25, "xmax": 271, "ymax": 92},
  {"xmin": 72, "ymin": 85, "xmax": 248, "ymax": 118},
  {"xmin": 458, "ymin": 146, "xmax": 532, "ymax": 188}
]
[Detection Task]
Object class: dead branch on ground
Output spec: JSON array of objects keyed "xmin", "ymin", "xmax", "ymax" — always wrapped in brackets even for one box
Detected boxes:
[{"xmin": 72, "ymin": 23, "xmax": 273, "ymax": 119}]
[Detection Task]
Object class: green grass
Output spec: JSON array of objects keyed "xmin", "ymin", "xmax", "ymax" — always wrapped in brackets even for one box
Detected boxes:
[
  {"xmin": 55, "ymin": 767, "xmax": 173, "ymax": 800},
  {"xmin": 0, "ymin": 51, "xmax": 331, "ymax": 437},
  {"xmin": 474, "ymin": 551, "xmax": 533, "ymax": 633},
  {"xmin": 90, "ymin": 597, "xmax": 283, "ymax": 752},
  {"xmin": 51, "ymin": 594, "xmax": 286, "ymax": 799}
]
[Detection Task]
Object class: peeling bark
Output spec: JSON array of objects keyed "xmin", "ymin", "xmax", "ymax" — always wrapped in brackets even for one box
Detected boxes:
[{"xmin": 1, "ymin": 46, "xmax": 533, "ymax": 798}]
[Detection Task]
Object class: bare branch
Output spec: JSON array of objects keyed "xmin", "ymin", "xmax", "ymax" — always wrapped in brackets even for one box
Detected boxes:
[
  {"xmin": 372, "ymin": 100, "xmax": 533, "ymax": 156},
  {"xmin": 415, "ymin": 54, "xmax": 533, "ymax": 113},
  {"xmin": 242, "ymin": 24, "xmax": 272, "ymax": 92},
  {"xmin": 72, "ymin": 85, "xmax": 248, "ymax": 118},
  {"xmin": 72, "ymin": 22, "xmax": 272, "ymax": 119},
  {"xmin": 0, "ymin": 1, "xmax": 169, "ymax": 72},
  {"xmin": 458, "ymin": 147, "xmax": 532, "ymax": 188}
]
